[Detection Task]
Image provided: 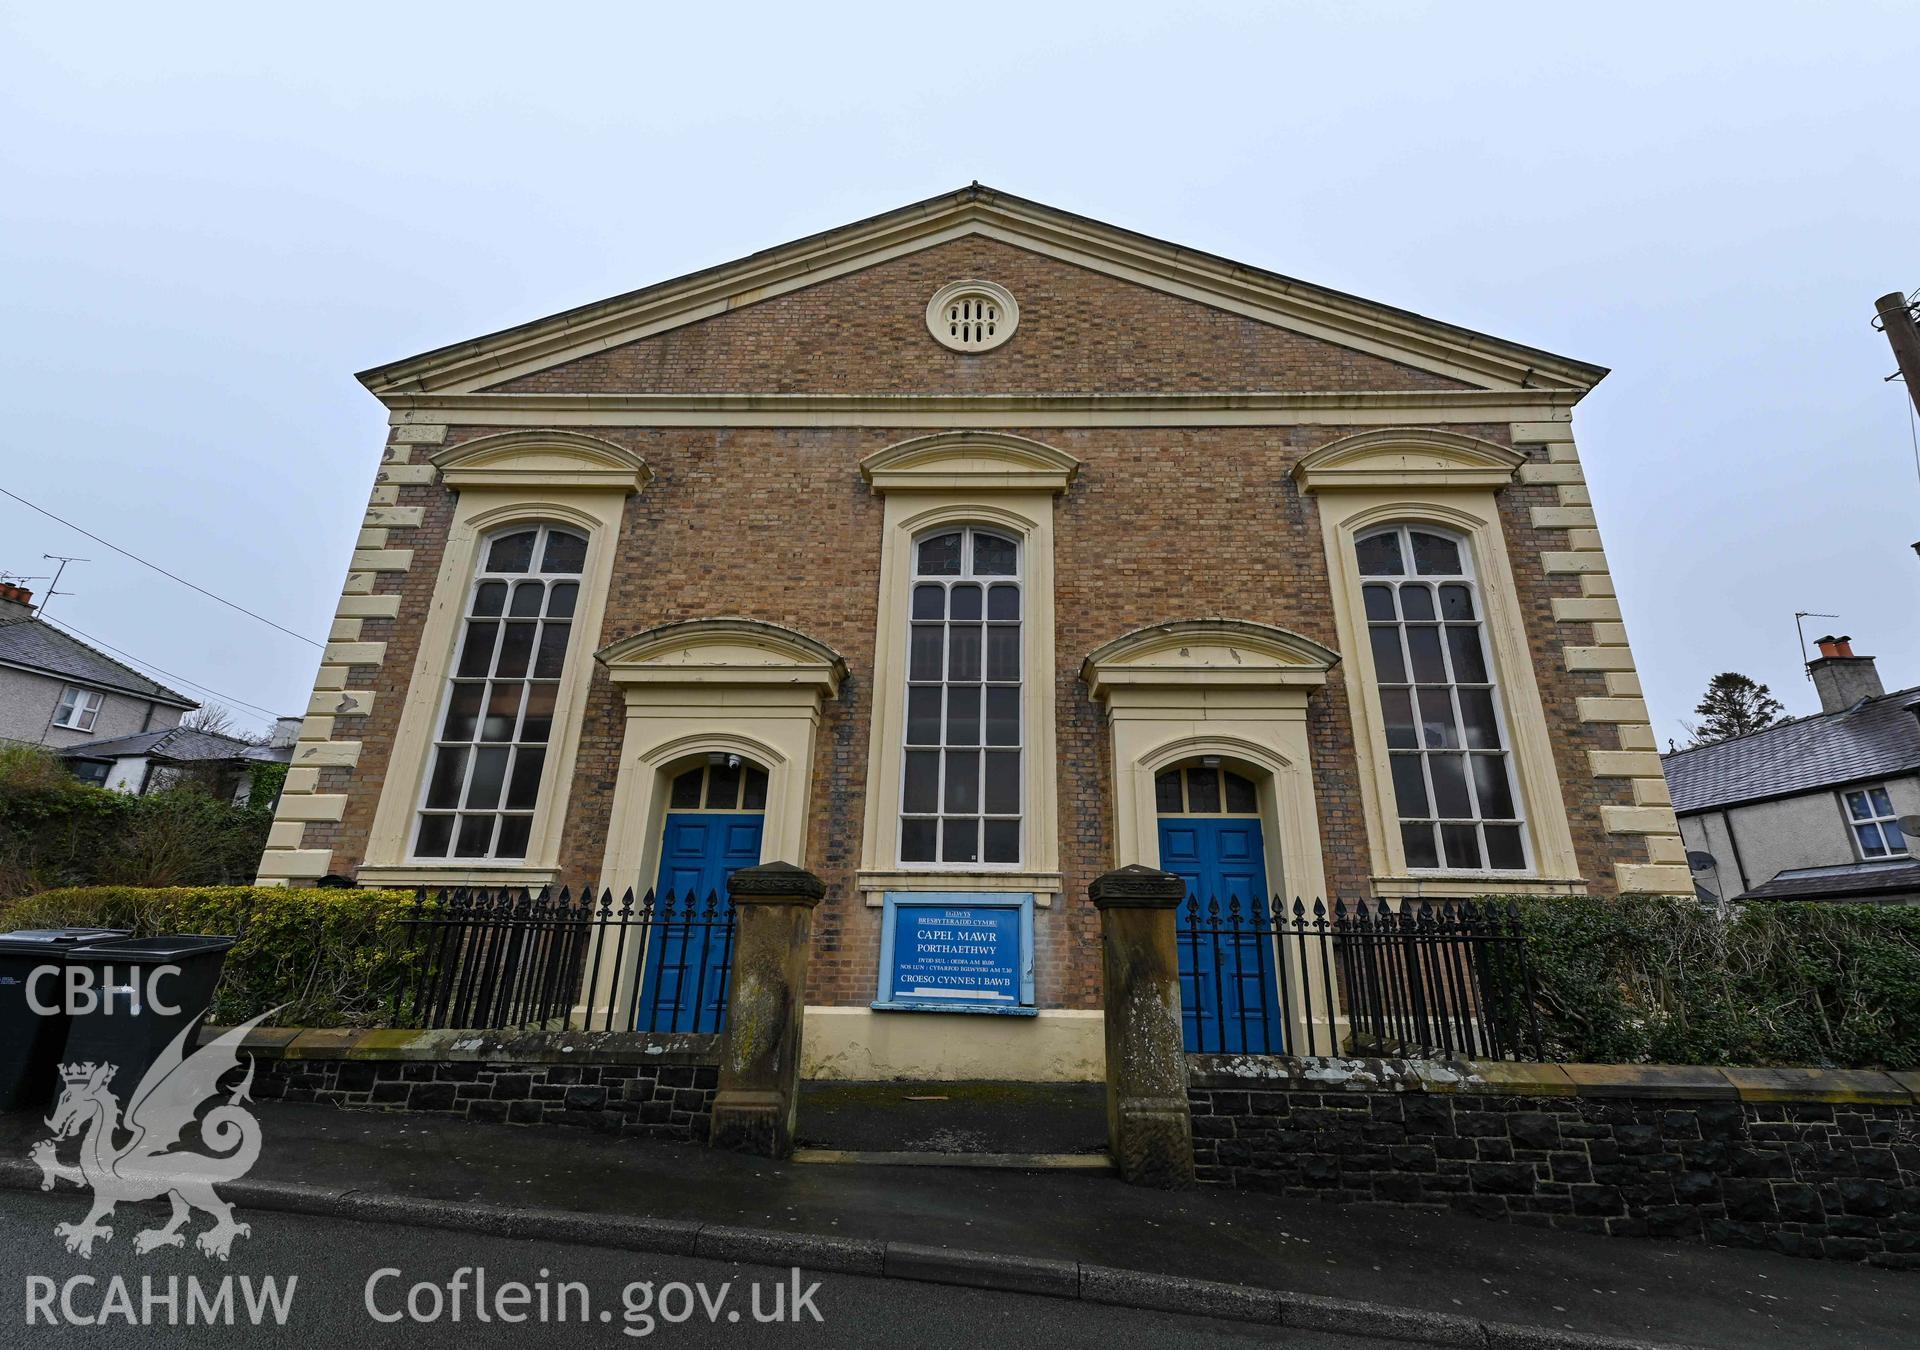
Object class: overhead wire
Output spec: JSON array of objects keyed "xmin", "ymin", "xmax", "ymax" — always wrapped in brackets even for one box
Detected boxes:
[
  {"xmin": 1907, "ymin": 389, "xmax": 1920, "ymax": 490},
  {"xmin": 38, "ymin": 615, "xmax": 289, "ymax": 722},
  {"xmin": 0, "ymin": 485, "xmax": 325, "ymax": 648}
]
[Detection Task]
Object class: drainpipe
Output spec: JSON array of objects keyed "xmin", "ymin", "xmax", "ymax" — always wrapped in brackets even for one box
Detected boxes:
[{"xmin": 1719, "ymin": 808, "xmax": 1751, "ymax": 895}]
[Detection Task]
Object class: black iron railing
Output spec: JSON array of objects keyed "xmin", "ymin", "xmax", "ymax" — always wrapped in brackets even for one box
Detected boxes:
[
  {"xmin": 392, "ymin": 886, "xmax": 737, "ymax": 1034},
  {"xmin": 1178, "ymin": 895, "xmax": 1543, "ymax": 1060},
  {"xmin": 1334, "ymin": 898, "xmax": 1542, "ymax": 1061}
]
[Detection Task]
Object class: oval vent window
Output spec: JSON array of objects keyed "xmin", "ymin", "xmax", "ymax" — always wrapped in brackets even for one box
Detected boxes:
[{"xmin": 926, "ymin": 280, "xmax": 1019, "ymax": 353}]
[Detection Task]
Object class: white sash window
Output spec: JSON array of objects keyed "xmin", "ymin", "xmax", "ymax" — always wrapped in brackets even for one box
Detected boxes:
[
  {"xmin": 899, "ymin": 526, "xmax": 1023, "ymax": 866},
  {"xmin": 1357, "ymin": 524, "xmax": 1529, "ymax": 872},
  {"xmin": 413, "ymin": 523, "xmax": 585, "ymax": 861}
]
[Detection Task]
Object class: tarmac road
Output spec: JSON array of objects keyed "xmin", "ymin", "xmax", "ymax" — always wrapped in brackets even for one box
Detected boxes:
[{"xmin": 0, "ymin": 1190, "xmax": 1383, "ymax": 1348}]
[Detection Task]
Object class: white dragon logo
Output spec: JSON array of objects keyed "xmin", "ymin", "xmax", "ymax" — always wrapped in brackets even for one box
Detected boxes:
[{"xmin": 30, "ymin": 1009, "xmax": 275, "ymax": 1261}]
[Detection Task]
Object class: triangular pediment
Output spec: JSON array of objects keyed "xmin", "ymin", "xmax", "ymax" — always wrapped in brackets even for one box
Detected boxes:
[{"xmin": 359, "ymin": 186, "xmax": 1605, "ymax": 399}]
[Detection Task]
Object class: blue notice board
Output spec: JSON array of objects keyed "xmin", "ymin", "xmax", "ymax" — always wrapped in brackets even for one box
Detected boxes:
[{"xmin": 873, "ymin": 893, "xmax": 1036, "ymax": 1015}]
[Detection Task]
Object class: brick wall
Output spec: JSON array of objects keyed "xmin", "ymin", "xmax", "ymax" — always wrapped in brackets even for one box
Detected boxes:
[
  {"xmin": 315, "ymin": 421, "xmax": 1637, "ymax": 1008},
  {"xmin": 297, "ymin": 235, "xmax": 1655, "ymax": 1006},
  {"xmin": 487, "ymin": 237, "xmax": 1467, "ymax": 396},
  {"xmin": 1189, "ymin": 1057, "xmax": 1920, "ymax": 1266}
]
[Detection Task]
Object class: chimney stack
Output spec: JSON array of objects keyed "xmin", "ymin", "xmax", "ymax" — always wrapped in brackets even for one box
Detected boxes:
[
  {"xmin": 1809, "ymin": 633, "xmax": 1885, "ymax": 713},
  {"xmin": 0, "ymin": 583, "xmax": 34, "ymax": 619}
]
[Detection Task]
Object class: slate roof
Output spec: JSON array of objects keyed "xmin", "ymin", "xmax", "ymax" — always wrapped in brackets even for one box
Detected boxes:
[
  {"xmin": 1737, "ymin": 861, "xmax": 1920, "ymax": 904},
  {"xmin": 0, "ymin": 616, "xmax": 196, "ymax": 707},
  {"xmin": 57, "ymin": 727, "xmax": 256, "ymax": 764},
  {"xmin": 1661, "ymin": 687, "xmax": 1920, "ymax": 815}
]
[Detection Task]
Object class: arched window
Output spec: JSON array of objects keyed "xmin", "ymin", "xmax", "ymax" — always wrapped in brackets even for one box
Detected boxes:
[
  {"xmin": 900, "ymin": 526, "xmax": 1022, "ymax": 865},
  {"xmin": 668, "ymin": 758, "xmax": 770, "ymax": 813},
  {"xmin": 1356, "ymin": 525, "xmax": 1527, "ymax": 871},
  {"xmin": 413, "ymin": 523, "xmax": 586, "ymax": 860},
  {"xmin": 1155, "ymin": 764, "xmax": 1260, "ymax": 816}
]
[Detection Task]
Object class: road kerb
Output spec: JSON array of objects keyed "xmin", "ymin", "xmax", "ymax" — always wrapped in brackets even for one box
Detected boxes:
[{"xmin": 0, "ymin": 1159, "xmax": 1692, "ymax": 1349}]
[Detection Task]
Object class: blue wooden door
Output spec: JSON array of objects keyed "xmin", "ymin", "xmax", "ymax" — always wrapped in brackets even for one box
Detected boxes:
[
  {"xmin": 638, "ymin": 812, "xmax": 763, "ymax": 1032},
  {"xmin": 1158, "ymin": 816, "xmax": 1286, "ymax": 1054}
]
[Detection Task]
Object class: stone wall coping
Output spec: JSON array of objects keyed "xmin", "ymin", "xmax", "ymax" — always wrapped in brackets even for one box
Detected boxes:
[
  {"xmin": 1186, "ymin": 1054, "xmax": 1917, "ymax": 1106},
  {"xmin": 1433, "ymin": 1060, "xmax": 1578, "ymax": 1097},
  {"xmin": 1559, "ymin": 1063, "xmax": 1739, "ymax": 1101},
  {"xmin": 226, "ymin": 1026, "xmax": 302, "ymax": 1053},
  {"xmin": 199, "ymin": 1026, "xmax": 720, "ymax": 1067},
  {"xmin": 1721, "ymin": 1066, "xmax": 1914, "ymax": 1106}
]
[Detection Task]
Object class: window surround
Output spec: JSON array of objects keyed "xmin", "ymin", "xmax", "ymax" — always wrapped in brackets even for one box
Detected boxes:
[
  {"xmin": 1296, "ymin": 428, "xmax": 1584, "ymax": 897},
  {"xmin": 52, "ymin": 684, "xmax": 104, "ymax": 732},
  {"xmin": 856, "ymin": 432, "xmax": 1076, "ymax": 906},
  {"xmin": 925, "ymin": 280, "xmax": 1020, "ymax": 354},
  {"xmin": 358, "ymin": 430, "xmax": 647, "ymax": 889},
  {"xmin": 1838, "ymin": 783, "xmax": 1910, "ymax": 861}
]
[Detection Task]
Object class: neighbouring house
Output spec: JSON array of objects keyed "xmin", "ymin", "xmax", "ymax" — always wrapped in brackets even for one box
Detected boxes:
[
  {"xmin": 59, "ymin": 715, "xmax": 300, "ymax": 805},
  {"xmin": 0, "ymin": 582, "xmax": 199, "ymax": 748},
  {"xmin": 257, "ymin": 185, "xmax": 1687, "ymax": 1080},
  {"xmin": 1664, "ymin": 636, "xmax": 1920, "ymax": 905}
]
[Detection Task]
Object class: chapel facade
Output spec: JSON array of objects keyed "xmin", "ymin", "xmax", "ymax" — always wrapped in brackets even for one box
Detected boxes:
[{"xmin": 258, "ymin": 186, "xmax": 1686, "ymax": 1079}]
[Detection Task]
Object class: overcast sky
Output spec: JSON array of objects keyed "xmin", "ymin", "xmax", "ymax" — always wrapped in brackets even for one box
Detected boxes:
[{"xmin": 3, "ymin": 3, "xmax": 1916, "ymax": 745}]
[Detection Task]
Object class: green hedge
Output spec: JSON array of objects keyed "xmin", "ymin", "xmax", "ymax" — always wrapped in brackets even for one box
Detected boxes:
[
  {"xmin": 0, "ymin": 744, "xmax": 275, "ymax": 899},
  {"xmin": 0, "ymin": 886, "xmax": 424, "ymax": 1028},
  {"xmin": 1514, "ymin": 896, "xmax": 1920, "ymax": 1070}
]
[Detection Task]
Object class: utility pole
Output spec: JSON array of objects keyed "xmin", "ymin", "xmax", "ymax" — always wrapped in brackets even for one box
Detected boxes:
[
  {"xmin": 1875, "ymin": 291, "xmax": 1920, "ymax": 417},
  {"xmin": 1875, "ymin": 292, "xmax": 1920, "ymax": 562}
]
